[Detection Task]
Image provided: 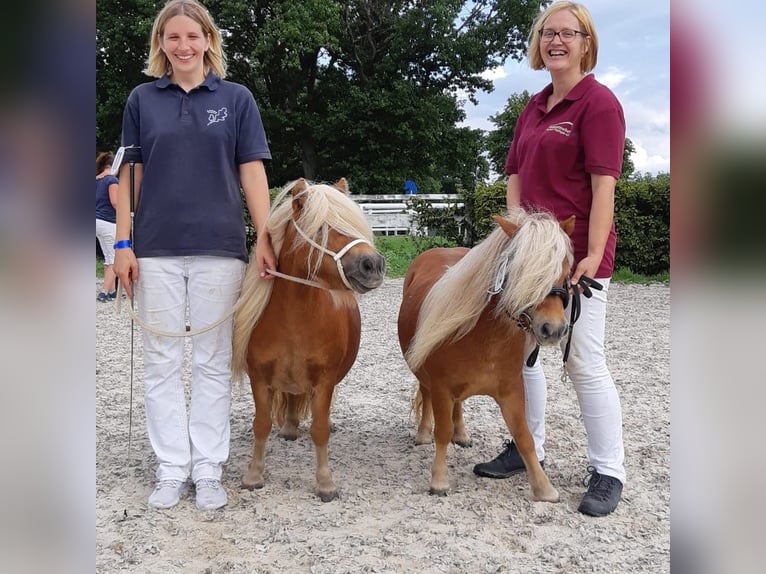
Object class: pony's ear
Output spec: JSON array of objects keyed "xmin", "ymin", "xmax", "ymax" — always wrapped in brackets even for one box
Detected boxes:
[
  {"xmin": 334, "ymin": 178, "xmax": 349, "ymax": 195},
  {"xmin": 291, "ymin": 178, "xmax": 307, "ymax": 197},
  {"xmin": 493, "ymin": 214, "xmax": 519, "ymax": 238},
  {"xmin": 559, "ymin": 215, "xmax": 576, "ymax": 236},
  {"xmin": 291, "ymin": 178, "xmax": 308, "ymax": 215}
]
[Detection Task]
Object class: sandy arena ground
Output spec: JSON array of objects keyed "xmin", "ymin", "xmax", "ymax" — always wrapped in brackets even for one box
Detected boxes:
[{"xmin": 96, "ymin": 277, "xmax": 670, "ymax": 573}]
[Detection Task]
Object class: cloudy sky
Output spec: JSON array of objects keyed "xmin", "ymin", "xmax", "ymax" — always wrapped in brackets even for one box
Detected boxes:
[{"xmin": 461, "ymin": 0, "xmax": 670, "ymax": 175}]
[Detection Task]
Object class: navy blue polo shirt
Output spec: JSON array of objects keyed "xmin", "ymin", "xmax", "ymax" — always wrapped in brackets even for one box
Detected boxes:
[
  {"xmin": 120, "ymin": 72, "xmax": 271, "ymax": 262},
  {"xmin": 96, "ymin": 175, "xmax": 118, "ymax": 223}
]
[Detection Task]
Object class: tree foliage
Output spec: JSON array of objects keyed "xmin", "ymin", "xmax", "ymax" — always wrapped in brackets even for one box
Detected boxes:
[{"xmin": 97, "ymin": 0, "xmax": 547, "ymax": 193}]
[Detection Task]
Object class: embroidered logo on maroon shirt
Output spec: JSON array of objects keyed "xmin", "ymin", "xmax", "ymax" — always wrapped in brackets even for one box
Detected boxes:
[{"xmin": 546, "ymin": 121, "xmax": 573, "ymax": 136}]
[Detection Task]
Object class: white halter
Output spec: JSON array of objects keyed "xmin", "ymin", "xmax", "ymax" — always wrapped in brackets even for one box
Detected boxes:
[{"xmin": 266, "ymin": 219, "xmax": 371, "ymax": 291}]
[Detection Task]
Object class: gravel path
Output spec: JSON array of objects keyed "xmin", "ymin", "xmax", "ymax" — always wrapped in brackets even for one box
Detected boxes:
[{"xmin": 96, "ymin": 278, "xmax": 670, "ymax": 573}]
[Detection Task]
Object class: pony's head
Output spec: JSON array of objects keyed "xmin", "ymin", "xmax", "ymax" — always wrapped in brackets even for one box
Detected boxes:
[
  {"xmin": 276, "ymin": 178, "xmax": 386, "ymax": 293},
  {"xmin": 492, "ymin": 209, "xmax": 575, "ymax": 346}
]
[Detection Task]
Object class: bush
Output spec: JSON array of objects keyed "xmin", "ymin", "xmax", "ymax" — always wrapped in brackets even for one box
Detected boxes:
[{"xmin": 614, "ymin": 173, "xmax": 670, "ymax": 276}]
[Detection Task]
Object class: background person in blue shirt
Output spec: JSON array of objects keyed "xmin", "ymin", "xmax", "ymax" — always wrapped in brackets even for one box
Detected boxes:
[
  {"xmin": 95, "ymin": 151, "xmax": 118, "ymax": 302},
  {"xmin": 113, "ymin": 0, "xmax": 275, "ymax": 512}
]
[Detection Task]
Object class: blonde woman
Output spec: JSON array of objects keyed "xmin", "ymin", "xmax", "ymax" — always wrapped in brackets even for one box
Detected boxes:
[
  {"xmin": 113, "ymin": 0, "xmax": 275, "ymax": 511},
  {"xmin": 473, "ymin": 2, "xmax": 626, "ymax": 517}
]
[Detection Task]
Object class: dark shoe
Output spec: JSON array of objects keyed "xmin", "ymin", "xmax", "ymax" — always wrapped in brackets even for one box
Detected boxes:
[
  {"xmin": 107, "ymin": 290, "xmax": 118, "ymax": 300},
  {"xmin": 578, "ymin": 466, "xmax": 623, "ymax": 516},
  {"xmin": 473, "ymin": 439, "xmax": 544, "ymax": 479},
  {"xmin": 96, "ymin": 291, "xmax": 110, "ymax": 302}
]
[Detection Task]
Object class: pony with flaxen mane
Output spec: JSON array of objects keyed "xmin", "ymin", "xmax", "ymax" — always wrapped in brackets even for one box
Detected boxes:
[
  {"xmin": 397, "ymin": 207, "xmax": 574, "ymax": 500},
  {"xmin": 232, "ymin": 178, "xmax": 386, "ymax": 501}
]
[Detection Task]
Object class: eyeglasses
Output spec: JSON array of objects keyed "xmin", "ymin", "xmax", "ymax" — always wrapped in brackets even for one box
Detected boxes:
[{"xmin": 539, "ymin": 28, "xmax": 588, "ymax": 42}]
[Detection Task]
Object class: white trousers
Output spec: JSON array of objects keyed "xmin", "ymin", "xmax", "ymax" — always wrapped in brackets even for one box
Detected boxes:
[
  {"xmin": 523, "ymin": 277, "xmax": 626, "ymax": 484},
  {"xmin": 136, "ymin": 256, "xmax": 245, "ymax": 483}
]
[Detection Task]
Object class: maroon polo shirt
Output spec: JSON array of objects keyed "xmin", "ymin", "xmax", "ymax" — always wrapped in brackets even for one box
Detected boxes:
[{"xmin": 505, "ymin": 74, "xmax": 625, "ymax": 277}]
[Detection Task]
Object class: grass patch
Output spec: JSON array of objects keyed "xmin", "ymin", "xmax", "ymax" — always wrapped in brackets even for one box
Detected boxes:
[
  {"xmin": 612, "ymin": 267, "xmax": 669, "ymax": 284},
  {"xmin": 96, "ymin": 257, "xmax": 104, "ymax": 278},
  {"xmin": 374, "ymin": 235, "xmax": 457, "ymax": 278}
]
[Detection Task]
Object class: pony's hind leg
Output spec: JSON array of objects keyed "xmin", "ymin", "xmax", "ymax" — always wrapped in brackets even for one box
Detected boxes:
[
  {"xmin": 310, "ymin": 384, "xmax": 338, "ymax": 502},
  {"xmin": 414, "ymin": 385, "xmax": 434, "ymax": 445},
  {"xmin": 428, "ymin": 388, "xmax": 455, "ymax": 495},
  {"xmin": 242, "ymin": 381, "xmax": 273, "ymax": 490},
  {"xmin": 496, "ymin": 389, "xmax": 559, "ymax": 502},
  {"xmin": 451, "ymin": 400, "xmax": 471, "ymax": 447}
]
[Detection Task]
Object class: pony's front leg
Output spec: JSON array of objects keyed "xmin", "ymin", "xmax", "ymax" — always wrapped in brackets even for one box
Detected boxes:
[
  {"xmin": 451, "ymin": 400, "xmax": 471, "ymax": 447},
  {"xmin": 429, "ymin": 389, "xmax": 454, "ymax": 495},
  {"xmin": 496, "ymin": 386, "xmax": 559, "ymax": 502},
  {"xmin": 310, "ymin": 384, "xmax": 338, "ymax": 502},
  {"xmin": 242, "ymin": 381, "xmax": 273, "ymax": 490},
  {"xmin": 414, "ymin": 384, "xmax": 433, "ymax": 445}
]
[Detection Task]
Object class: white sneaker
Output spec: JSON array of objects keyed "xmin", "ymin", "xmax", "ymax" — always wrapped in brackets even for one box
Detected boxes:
[
  {"xmin": 148, "ymin": 479, "xmax": 187, "ymax": 509},
  {"xmin": 195, "ymin": 478, "xmax": 227, "ymax": 511}
]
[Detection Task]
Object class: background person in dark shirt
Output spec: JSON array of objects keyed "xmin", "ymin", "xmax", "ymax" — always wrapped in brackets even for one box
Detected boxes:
[
  {"xmin": 95, "ymin": 151, "xmax": 118, "ymax": 302},
  {"xmin": 113, "ymin": 0, "xmax": 275, "ymax": 512}
]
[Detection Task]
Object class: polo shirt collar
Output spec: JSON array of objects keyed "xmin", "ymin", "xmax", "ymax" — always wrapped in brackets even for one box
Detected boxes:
[
  {"xmin": 533, "ymin": 73, "xmax": 596, "ymax": 110},
  {"xmin": 154, "ymin": 71, "xmax": 221, "ymax": 91}
]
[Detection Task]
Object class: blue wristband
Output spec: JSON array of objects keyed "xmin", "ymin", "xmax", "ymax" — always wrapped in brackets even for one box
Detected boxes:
[{"xmin": 114, "ymin": 240, "xmax": 132, "ymax": 250}]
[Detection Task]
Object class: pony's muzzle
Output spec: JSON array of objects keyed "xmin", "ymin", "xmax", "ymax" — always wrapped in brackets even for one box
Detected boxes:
[
  {"xmin": 536, "ymin": 319, "xmax": 569, "ymax": 345},
  {"xmin": 343, "ymin": 252, "xmax": 386, "ymax": 293}
]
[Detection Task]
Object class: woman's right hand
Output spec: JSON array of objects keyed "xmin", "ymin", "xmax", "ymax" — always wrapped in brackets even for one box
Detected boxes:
[{"xmin": 113, "ymin": 248, "xmax": 138, "ymax": 298}]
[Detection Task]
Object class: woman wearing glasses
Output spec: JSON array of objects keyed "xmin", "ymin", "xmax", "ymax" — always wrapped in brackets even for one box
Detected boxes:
[{"xmin": 473, "ymin": 2, "xmax": 626, "ymax": 517}]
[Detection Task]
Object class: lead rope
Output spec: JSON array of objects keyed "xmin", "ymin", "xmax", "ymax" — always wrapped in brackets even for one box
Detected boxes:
[{"xmin": 560, "ymin": 275, "xmax": 603, "ymax": 382}]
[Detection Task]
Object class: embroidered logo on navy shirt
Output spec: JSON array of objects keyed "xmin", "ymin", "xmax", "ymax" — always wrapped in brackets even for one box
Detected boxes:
[
  {"xmin": 207, "ymin": 107, "xmax": 228, "ymax": 126},
  {"xmin": 546, "ymin": 121, "xmax": 573, "ymax": 136}
]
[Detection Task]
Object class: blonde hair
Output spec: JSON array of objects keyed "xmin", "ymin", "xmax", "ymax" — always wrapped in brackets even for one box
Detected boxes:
[
  {"xmin": 527, "ymin": 1, "xmax": 598, "ymax": 74},
  {"xmin": 144, "ymin": 0, "xmax": 227, "ymax": 78}
]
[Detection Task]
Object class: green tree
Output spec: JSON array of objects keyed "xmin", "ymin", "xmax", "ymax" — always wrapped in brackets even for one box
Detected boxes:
[
  {"xmin": 97, "ymin": 0, "xmax": 547, "ymax": 193},
  {"xmin": 485, "ymin": 90, "xmax": 532, "ymax": 176}
]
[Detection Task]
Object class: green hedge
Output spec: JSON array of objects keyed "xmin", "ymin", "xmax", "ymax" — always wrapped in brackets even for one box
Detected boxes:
[
  {"xmin": 404, "ymin": 173, "xmax": 670, "ymax": 276},
  {"xmin": 613, "ymin": 173, "xmax": 670, "ymax": 276}
]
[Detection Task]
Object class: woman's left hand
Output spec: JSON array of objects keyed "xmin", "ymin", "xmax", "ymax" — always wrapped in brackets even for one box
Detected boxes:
[
  {"xmin": 255, "ymin": 233, "xmax": 277, "ymax": 279},
  {"xmin": 571, "ymin": 255, "xmax": 600, "ymax": 287}
]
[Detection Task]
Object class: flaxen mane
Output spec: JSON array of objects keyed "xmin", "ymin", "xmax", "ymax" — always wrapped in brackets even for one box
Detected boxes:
[
  {"xmin": 405, "ymin": 207, "xmax": 572, "ymax": 371},
  {"xmin": 231, "ymin": 180, "xmax": 374, "ymax": 384}
]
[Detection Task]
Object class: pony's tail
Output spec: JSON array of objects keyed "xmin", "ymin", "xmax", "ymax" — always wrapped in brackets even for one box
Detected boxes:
[
  {"xmin": 231, "ymin": 259, "xmax": 274, "ymax": 385},
  {"xmin": 271, "ymin": 391, "xmax": 313, "ymax": 427}
]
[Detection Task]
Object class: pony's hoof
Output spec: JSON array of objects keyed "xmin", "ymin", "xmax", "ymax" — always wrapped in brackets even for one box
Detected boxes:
[
  {"xmin": 414, "ymin": 433, "xmax": 432, "ymax": 445},
  {"xmin": 451, "ymin": 437, "xmax": 472, "ymax": 448},
  {"xmin": 241, "ymin": 479, "xmax": 264, "ymax": 491},
  {"xmin": 318, "ymin": 490, "xmax": 338, "ymax": 502},
  {"xmin": 428, "ymin": 487, "xmax": 448, "ymax": 497},
  {"xmin": 278, "ymin": 431, "xmax": 298, "ymax": 441},
  {"xmin": 532, "ymin": 487, "xmax": 560, "ymax": 503}
]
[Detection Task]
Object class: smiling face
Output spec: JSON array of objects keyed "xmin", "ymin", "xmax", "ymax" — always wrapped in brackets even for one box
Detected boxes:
[
  {"xmin": 539, "ymin": 9, "xmax": 590, "ymax": 75},
  {"xmin": 160, "ymin": 15, "xmax": 210, "ymax": 80}
]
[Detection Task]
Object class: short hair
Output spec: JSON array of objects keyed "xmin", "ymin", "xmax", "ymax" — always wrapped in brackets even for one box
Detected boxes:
[
  {"xmin": 96, "ymin": 152, "xmax": 114, "ymax": 175},
  {"xmin": 527, "ymin": 1, "xmax": 599, "ymax": 74},
  {"xmin": 144, "ymin": 0, "xmax": 227, "ymax": 79}
]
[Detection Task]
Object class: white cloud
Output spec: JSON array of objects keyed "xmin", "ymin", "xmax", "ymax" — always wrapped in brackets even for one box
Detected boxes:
[
  {"xmin": 630, "ymin": 140, "xmax": 669, "ymax": 175},
  {"xmin": 480, "ymin": 66, "xmax": 508, "ymax": 82},
  {"xmin": 599, "ymin": 66, "xmax": 630, "ymax": 90}
]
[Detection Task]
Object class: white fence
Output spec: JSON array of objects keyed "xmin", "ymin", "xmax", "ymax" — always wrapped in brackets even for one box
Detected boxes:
[{"xmin": 352, "ymin": 194, "xmax": 463, "ymax": 236}]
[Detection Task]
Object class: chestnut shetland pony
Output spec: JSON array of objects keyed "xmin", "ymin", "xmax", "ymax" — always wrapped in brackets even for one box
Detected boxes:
[
  {"xmin": 397, "ymin": 207, "xmax": 575, "ymax": 500},
  {"xmin": 231, "ymin": 178, "xmax": 386, "ymax": 502}
]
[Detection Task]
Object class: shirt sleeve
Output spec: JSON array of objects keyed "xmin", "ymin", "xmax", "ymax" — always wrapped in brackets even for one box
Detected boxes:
[
  {"xmin": 581, "ymin": 98, "xmax": 626, "ymax": 179},
  {"xmin": 236, "ymin": 87, "xmax": 271, "ymax": 164},
  {"xmin": 120, "ymin": 88, "xmax": 144, "ymax": 163}
]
